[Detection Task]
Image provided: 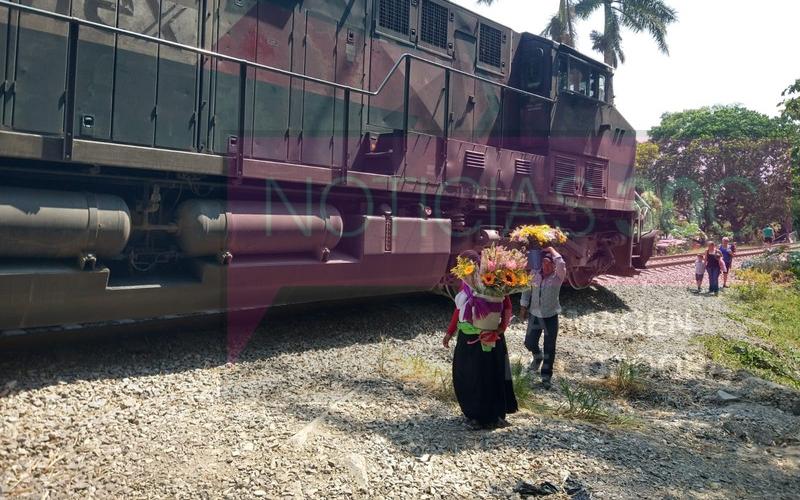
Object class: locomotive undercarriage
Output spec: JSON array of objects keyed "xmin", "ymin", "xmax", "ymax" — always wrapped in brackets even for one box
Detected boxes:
[{"xmin": 0, "ymin": 157, "xmax": 634, "ymax": 333}]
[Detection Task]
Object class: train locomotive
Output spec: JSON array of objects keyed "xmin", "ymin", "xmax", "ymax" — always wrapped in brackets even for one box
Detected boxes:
[{"xmin": 0, "ymin": 0, "xmax": 656, "ymax": 335}]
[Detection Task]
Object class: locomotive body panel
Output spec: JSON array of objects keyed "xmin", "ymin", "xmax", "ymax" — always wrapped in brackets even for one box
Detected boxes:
[{"xmin": 0, "ymin": 0, "xmax": 648, "ymax": 333}]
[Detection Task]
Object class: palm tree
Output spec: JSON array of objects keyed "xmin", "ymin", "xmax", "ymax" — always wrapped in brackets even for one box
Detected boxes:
[
  {"xmin": 573, "ymin": 0, "xmax": 677, "ymax": 67},
  {"xmin": 478, "ymin": 0, "xmax": 578, "ymax": 47},
  {"xmin": 542, "ymin": 0, "xmax": 578, "ymax": 47}
]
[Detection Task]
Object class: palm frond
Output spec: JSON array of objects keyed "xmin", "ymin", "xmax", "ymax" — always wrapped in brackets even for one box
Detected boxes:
[{"xmin": 574, "ymin": 0, "xmax": 604, "ymax": 19}]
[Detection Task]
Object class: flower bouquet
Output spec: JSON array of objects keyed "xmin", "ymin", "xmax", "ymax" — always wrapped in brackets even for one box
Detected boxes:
[
  {"xmin": 510, "ymin": 224, "xmax": 568, "ymax": 271},
  {"xmin": 510, "ymin": 224, "xmax": 568, "ymax": 248},
  {"xmin": 450, "ymin": 245, "xmax": 530, "ymax": 351}
]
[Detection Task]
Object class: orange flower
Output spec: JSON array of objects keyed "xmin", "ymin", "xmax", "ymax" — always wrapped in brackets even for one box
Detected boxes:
[
  {"xmin": 502, "ymin": 270, "xmax": 517, "ymax": 287},
  {"xmin": 481, "ymin": 272, "xmax": 496, "ymax": 286}
]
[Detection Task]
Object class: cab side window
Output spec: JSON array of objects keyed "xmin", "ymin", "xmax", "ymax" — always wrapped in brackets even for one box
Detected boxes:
[
  {"xmin": 557, "ymin": 56, "xmax": 569, "ymax": 92},
  {"xmin": 526, "ymin": 47, "xmax": 545, "ymax": 92},
  {"xmin": 598, "ymin": 74, "xmax": 607, "ymax": 102}
]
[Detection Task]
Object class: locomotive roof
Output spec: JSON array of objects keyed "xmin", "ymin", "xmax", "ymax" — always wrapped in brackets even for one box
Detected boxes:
[{"xmin": 440, "ymin": 0, "xmax": 613, "ymax": 72}]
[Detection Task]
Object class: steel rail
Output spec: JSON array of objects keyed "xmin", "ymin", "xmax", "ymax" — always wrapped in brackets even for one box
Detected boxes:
[{"xmin": 645, "ymin": 244, "xmax": 800, "ymax": 270}]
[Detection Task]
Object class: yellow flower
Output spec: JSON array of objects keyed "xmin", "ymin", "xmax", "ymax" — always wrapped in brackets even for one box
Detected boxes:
[
  {"xmin": 463, "ymin": 263, "xmax": 475, "ymax": 276},
  {"xmin": 502, "ymin": 270, "xmax": 517, "ymax": 287}
]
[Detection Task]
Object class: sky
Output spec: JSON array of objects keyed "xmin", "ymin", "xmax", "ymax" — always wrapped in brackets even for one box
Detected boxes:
[{"xmin": 453, "ymin": 0, "xmax": 800, "ymax": 138}]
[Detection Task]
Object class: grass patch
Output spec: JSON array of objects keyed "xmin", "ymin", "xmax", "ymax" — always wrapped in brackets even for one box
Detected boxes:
[
  {"xmin": 401, "ymin": 355, "xmax": 456, "ymax": 402},
  {"xmin": 703, "ymin": 336, "xmax": 799, "ymax": 389},
  {"xmin": 704, "ymin": 270, "xmax": 800, "ymax": 389},
  {"xmin": 397, "ymin": 355, "xmax": 548, "ymax": 411}
]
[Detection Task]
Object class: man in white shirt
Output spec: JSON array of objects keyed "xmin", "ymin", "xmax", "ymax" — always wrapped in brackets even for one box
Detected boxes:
[{"xmin": 519, "ymin": 247, "xmax": 567, "ymax": 389}]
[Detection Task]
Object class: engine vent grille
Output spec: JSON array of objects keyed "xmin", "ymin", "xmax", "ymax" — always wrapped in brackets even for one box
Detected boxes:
[
  {"xmin": 584, "ymin": 160, "xmax": 608, "ymax": 198},
  {"xmin": 478, "ymin": 23, "xmax": 502, "ymax": 68},
  {"xmin": 552, "ymin": 155, "xmax": 578, "ymax": 195},
  {"xmin": 514, "ymin": 158, "xmax": 533, "ymax": 176},
  {"xmin": 378, "ymin": 0, "xmax": 410, "ymax": 35},
  {"xmin": 420, "ymin": 0, "xmax": 448, "ymax": 49},
  {"xmin": 464, "ymin": 150, "xmax": 486, "ymax": 170}
]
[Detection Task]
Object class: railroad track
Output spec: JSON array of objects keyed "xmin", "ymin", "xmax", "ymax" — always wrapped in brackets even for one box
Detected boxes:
[
  {"xmin": 645, "ymin": 243, "xmax": 800, "ymax": 270},
  {"xmin": 594, "ymin": 243, "xmax": 799, "ymax": 286}
]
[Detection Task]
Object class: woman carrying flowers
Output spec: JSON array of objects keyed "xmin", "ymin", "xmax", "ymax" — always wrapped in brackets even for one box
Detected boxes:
[{"xmin": 443, "ymin": 248, "xmax": 527, "ymax": 430}]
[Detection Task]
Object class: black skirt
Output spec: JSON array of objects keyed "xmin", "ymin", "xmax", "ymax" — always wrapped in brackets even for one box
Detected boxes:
[{"xmin": 452, "ymin": 330, "xmax": 519, "ymax": 425}]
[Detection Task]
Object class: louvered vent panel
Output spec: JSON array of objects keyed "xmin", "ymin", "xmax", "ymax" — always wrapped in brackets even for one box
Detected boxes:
[
  {"xmin": 478, "ymin": 23, "xmax": 502, "ymax": 67},
  {"xmin": 378, "ymin": 0, "xmax": 410, "ymax": 35},
  {"xmin": 514, "ymin": 158, "xmax": 533, "ymax": 176},
  {"xmin": 464, "ymin": 150, "xmax": 486, "ymax": 169},
  {"xmin": 421, "ymin": 0, "xmax": 448, "ymax": 49},
  {"xmin": 584, "ymin": 160, "xmax": 608, "ymax": 198},
  {"xmin": 552, "ymin": 155, "xmax": 578, "ymax": 195}
]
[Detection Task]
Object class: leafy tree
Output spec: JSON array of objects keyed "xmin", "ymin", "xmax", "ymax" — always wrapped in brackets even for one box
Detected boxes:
[
  {"xmin": 650, "ymin": 105, "xmax": 785, "ymax": 142},
  {"xmin": 573, "ymin": 0, "xmax": 677, "ymax": 67},
  {"xmin": 634, "ymin": 141, "xmax": 660, "ymax": 192},
  {"xmin": 780, "ymin": 79, "xmax": 800, "ymax": 232},
  {"xmin": 641, "ymin": 105, "xmax": 793, "ymax": 241}
]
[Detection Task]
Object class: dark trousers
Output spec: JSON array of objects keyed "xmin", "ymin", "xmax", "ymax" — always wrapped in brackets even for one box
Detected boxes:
[
  {"xmin": 707, "ymin": 267, "xmax": 721, "ymax": 293},
  {"xmin": 524, "ymin": 315, "xmax": 559, "ymax": 377}
]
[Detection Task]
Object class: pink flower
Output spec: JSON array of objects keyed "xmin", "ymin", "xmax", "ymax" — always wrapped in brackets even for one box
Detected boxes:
[{"xmin": 487, "ymin": 260, "xmax": 496, "ymax": 272}]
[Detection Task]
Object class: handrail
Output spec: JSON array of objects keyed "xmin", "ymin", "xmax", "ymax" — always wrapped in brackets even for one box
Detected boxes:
[{"xmin": 0, "ymin": 0, "xmax": 554, "ymax": 104}]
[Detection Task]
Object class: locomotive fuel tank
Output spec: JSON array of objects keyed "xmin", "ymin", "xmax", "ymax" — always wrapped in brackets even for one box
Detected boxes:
[
  {"xmin": 0, "ymin": 187, "xmax": 131, "ymax": 259},
  {"xmin": 176, "ymin": 200, "xmax": 345, "ymax": 260}
]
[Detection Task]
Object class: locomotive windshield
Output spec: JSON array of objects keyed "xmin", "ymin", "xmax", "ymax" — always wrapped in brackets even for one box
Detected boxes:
[{"xmin": 558, "ymin": 54, "xmax": 611, "ymax": 102}]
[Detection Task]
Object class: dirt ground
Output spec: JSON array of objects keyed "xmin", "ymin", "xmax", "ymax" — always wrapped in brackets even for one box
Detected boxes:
[{"xmin": 1, "ymin": 268, "xmax": 799, "ymax": 499}]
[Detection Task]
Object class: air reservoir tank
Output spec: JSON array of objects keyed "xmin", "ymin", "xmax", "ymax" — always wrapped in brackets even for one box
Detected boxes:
[
  {"xmin": 0, "ymin": 186, "xmax": 131, "ymax": 258},
  {"xmin": 176, "ymin": 200, "xmax": 344, "ymax": 259}
]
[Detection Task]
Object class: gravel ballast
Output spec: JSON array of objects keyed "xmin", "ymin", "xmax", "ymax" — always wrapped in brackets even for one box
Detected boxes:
[{"xmin": 1, "ymin": 267, "xmax": 799, "ymax": 499}]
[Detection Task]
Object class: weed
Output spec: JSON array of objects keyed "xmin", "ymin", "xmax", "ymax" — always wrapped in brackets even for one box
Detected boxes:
[
  {"xmin": 607, "ymin": 360, "xmax": 649, "ymax": 398},
  {"xmin": 376, "ymin": 336, "xmax": 391, "ymax": 376},
  {"xmin": 558, "ymin": 380, "xmax": 608, "ymax": 421},
  {"xmin": 510, "ymin": 359, "xmax": 539, "ymax": 410}
]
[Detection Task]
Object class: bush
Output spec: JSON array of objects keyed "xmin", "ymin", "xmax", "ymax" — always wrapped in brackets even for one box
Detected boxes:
[
  {"xmin": 735, "ymin": 269, "xmax": 772, "ymax": 301},
  {"xmin": 789, "ymin": 251, "xmax": 800, "ymax": 281},
  {"xmin": 741, "ymin": 246, "xmax": 796, "ymax": 274},
  {"xmin": 670, "ymin": 221, "xmax": 706, "ymax": 242}
]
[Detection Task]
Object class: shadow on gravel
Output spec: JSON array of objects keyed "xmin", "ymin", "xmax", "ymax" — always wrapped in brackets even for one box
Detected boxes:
[
  {"xmin": 559, "ymin": 285, "xmax": 632, "ymax": 316},
  {"xmin": 288, "ymin": 372, "xmax": 800, "ymax": 498},
  {"xmin": 0, "ymin": 294, "xmax": 453, "ymax": 394}
]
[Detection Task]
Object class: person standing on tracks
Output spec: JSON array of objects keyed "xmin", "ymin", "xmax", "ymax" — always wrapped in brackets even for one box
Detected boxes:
[
  {"xmin": 719, "ymin": 237, "xmax": 736, "ymax": 288},
  {"xmin": 704, "ymin": 242, "xmax": 727, "ymax": 295},
  {"xmin": 443, "ymin": 251, "xmax": 518, "ymax": 430},
  {"xmin": 763, "ymin": 225, "xmax": 775, "ymax": 245},
  {"xmin": 520, "ymin": 247, "xmax": 566, "ymax": 389}
]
